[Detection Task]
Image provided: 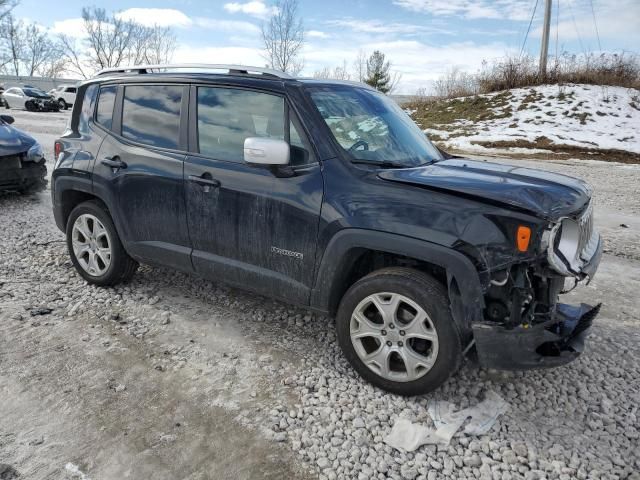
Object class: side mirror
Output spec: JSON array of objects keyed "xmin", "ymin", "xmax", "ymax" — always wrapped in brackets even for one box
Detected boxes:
[
  {"xmin": 244, "ymin": 137, "xmax": 289, "ymax": 166},
  {"xmin": 0, "ymin": 115, "xmax": 14, "ymax": 124}
]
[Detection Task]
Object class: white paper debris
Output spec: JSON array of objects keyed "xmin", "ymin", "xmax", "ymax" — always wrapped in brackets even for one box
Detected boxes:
[
  {"xmin": 65, "ymin": 463, "xmax": 91, "ymax": 480},
  {"xmin": 384, "ymin": 391, "xmax": 509, "ymax": 452}
]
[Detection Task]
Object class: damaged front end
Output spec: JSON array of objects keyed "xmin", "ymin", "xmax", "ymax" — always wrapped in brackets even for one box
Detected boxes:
[{"xmin": 472, "ymin": 201, "xmax": 603, "ymax": 370}]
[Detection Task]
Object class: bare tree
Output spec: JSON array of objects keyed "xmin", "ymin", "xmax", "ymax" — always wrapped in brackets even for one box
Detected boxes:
[
  {"xmin": 59, "ymin": 8, "xmax": 178, "ymax": 78},
  {"xmin": 312, "ymin": 66, "xmax": 330, "ymax": 79},
  {"xmin": 58, "ymin": 34, "xmax": 89, "ymax": 78},
  {"xmin": 1, "ymin": 13, "xmax": 24, "ymax": 76},
  {"xmin": 81, "ymin": 7, "xmax": 137, "ymax": 71},
  {"xmin": 332, "ymin": 59, "xmax": 351, "ymax": 80},
  {"xmin": 128, "ymin": 25, "xmax": 176, "ymax": 65},
  {"xmin": 0, "ymin": 0, "xmax": 17, "ymax": 21},
  {"xmin": 23, "ymin": 23, "xmax": 54, "ymax": 76},
  {"xmin": 353, "ymin": 50, "xmax": 367, "ymax": 82},
  {"xmin": 36, "ymin": 41, "xmax": 67, "ymax": 78},
  {"xmin": 313, "ymin": 60, "xmax": 351, "ymax": 80},
  {"xmin": 261, "ymin": 0, "xmax": 305, "ymax": 75}
]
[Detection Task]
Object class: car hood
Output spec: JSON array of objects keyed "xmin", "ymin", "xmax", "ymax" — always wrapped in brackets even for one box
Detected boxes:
[
  {"xmin": 377, "ymin": 158, "xmax": 591, "ymax": 221},
  {"xmin": 0, "ymin": 122, "xmax": 36, "ymax": 157}
]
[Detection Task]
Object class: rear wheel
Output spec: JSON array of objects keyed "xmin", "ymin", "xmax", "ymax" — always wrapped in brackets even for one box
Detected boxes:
[
  {"xmin": 336, "ymin": 267, "xmax": 462, "ymax": 396},
  {"xmin": 66, "ymin": 201, "xmax": 138, "ymax": 286}
]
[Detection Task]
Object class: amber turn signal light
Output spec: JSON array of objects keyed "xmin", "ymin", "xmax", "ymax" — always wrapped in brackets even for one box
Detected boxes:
[{"xmin": 516, "ymin": 225, "xmax": 531, "ymax": 252}]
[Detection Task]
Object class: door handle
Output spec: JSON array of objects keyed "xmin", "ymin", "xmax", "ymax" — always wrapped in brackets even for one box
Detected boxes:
[
  {"xmin": 101, "ymin": 156, "xmax": 127, "ymax": 170},
  {"xmin": 188, "ymin": 174, "xmax": 221, "ymax": 188}
]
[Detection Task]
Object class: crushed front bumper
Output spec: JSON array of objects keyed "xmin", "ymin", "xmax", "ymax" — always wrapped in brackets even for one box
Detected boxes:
[
  {"xmin": 472, "ymin": 225, "xmax": 603, "ymax": 370},
  {"xmin": 0, "ymin": 161, "xmax": 47, "ymax": 192},
  {"xmin": 473, "ymin": 302, "xmax": 601, "ymax": 369}
]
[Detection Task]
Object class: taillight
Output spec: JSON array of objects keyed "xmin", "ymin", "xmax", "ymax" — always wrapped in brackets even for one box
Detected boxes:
[{"xmin": 54, "ymin": 141, "xmax": 63, "ymax": 159}]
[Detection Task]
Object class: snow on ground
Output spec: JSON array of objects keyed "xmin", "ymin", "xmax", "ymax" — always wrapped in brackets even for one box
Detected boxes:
[{"xmin": 416, "ymin": 84, "xmax": 640, "ymax": 156}]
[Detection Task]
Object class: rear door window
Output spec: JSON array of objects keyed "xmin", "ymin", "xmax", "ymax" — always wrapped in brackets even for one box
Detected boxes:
[
  {"xmin": 121, "ymin": 85, "xmax": 182, "ymax": 150},
  {"xmin": 196, "ymin": 87, "xmax": 284, "ymax": 163},
  {"xmin": 95, "ymin": 85, "xmax": 117, "ymax": 130}
]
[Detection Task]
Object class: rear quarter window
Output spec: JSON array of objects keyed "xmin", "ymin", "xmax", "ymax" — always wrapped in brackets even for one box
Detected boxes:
[
  {"xmin": 95, "ymin": 85, "xmax": 117, "ymax": 130},
  {"xmin": 121, "ymin": 85, "xmax": 182, "ymax": 150},
  {"xmin": 78, "ymin": 84, "xmax": 98, "ymax": 134}
]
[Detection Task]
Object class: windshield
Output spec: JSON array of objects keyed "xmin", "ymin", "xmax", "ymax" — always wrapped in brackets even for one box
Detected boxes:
[
  {"xmin": 308, "ymin": 86, "xmax": 442, "ymax": 168},
  {"xmin": 23, "ymin": 88, "xmax": 49, "ymax": 98}
]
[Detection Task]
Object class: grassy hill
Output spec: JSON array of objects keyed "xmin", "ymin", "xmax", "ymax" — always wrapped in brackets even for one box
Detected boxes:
[{"xmin": 406, "ymin": 84, "xmax": 640, "ymax": 163}]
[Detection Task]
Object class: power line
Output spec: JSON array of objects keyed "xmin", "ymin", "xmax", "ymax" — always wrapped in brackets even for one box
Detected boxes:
[
  {"xmin": 568, "ymin": 1, "xmax": 586, "ymax": 56},
  {"xmin": 515, "ymin": 0, "xmax": 537, "ymax": 52},
  {"xmin": 589, "ymin": 0, "xmax": 602, "ymax": 52},
  {"xmin": 520, "ymin": 0, "xmax": 540, "ymax": 58}
]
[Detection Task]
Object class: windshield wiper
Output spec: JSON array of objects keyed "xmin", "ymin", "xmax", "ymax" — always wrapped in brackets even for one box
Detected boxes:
[{"xmin": 350, "ymin": 159, "xmax": 408, "ymax": 169}]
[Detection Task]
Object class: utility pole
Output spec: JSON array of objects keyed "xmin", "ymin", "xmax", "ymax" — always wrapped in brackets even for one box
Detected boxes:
[{"xmin": 539, "ymin": 0, "xmax": 552, "ymax": 78}]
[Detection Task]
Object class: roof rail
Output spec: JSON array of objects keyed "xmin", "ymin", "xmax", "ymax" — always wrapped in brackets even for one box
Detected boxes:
[{"xmin": 95, "ymin": 64, "xmax": 294, "ymax": 79}]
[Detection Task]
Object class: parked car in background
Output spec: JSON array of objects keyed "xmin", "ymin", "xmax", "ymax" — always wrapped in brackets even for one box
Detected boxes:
[
  {"xmin": 0, "ymin": 85, "xmax": 7, "ymax": 108},
  {"xmin": 48, "ymin": 85, "xmax": 77, "ymax": 110},
  {"xmin": 52, "ymin": 64, "xmax": 602, "ymax": 396},
  {"xmin": 2, "ymin": 86, "xmax": 60, "ymax": 111},
  {"xmin": 0, "ymin": 114, "xmax": 47, "ymax": 194}
]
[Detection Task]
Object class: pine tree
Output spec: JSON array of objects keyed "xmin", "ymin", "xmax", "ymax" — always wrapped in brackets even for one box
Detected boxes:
[{"xmin": 364, "ymin": 50, "xmax": 392, "ymax": 93}]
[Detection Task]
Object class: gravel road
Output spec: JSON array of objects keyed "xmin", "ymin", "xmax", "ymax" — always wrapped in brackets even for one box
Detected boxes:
[{"xmin": 1, "ymin": 109, "xmax": 639, "ymax": 480}]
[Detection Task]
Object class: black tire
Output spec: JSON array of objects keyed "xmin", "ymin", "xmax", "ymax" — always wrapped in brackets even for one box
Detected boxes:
[
  {"xmin": 336, "ymin": 267, "xmax": 462, "ymax": 396},
  {"xmin": 58, "ymin": 99, "xmax": 67, "ymax": 110},
  {"xmin": 66, "ymin": 200, "xmax": 138, "ymax": 286},
  {"xmin": 25, "ymin": 101, "xmax": 35, "ymax": 112}
]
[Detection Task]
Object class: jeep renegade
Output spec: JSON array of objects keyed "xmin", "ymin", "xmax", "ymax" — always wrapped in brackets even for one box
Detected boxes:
[{"xmin": 52, "ymin": 64, "xmax": 602, "ymax": 396}]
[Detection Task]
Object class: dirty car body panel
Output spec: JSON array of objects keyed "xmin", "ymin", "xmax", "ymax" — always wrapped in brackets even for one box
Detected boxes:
[{"xmin": 52, "ymin": 71, "xmax": 602, "ymax": 375}]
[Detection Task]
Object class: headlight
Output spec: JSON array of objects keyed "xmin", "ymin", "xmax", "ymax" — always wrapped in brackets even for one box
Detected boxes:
[
  {"xmin": 26, "ymin": 142, "xmax": 44, "ymax": 162},
  {"xmin": 544, "ymin": 202, "xmax": 597, "ymax": 277},
  {"xmin": 555, "ymin": 219, "xmax": 581, "ymax": 266}
]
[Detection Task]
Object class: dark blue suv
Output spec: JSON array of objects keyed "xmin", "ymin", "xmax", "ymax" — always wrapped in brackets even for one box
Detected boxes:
[{"xmin": 52, "ymin": 64, "xmax": 603, "ymax": 395}]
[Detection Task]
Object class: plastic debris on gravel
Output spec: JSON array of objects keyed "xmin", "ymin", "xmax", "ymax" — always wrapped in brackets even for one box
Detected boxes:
[{"xmin": 385, "ymin": 391, "xmax": 509, "ymax": 451}]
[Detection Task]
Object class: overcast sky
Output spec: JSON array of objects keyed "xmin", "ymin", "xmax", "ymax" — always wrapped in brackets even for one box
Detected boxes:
[{"xmin": 12, "ymin": 0, "xmax": 640, "ymax": 93}]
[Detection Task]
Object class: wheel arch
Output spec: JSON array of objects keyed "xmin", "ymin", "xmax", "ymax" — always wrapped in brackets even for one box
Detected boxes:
[
  {"xmin": 310, "ymin": 229, "xmax": 485, "ymax": 335},
  {"xmin": 52, "ymin": 177, "xmax": 108, "ymax": 232}
]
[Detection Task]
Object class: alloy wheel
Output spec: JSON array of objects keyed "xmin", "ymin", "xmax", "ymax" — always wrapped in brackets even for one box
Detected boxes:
[
  {"xmin": 71, "ymin": 214, "xmax": 112, "ymax": 276},
  {"xmin": 350, "ymin": 292, "xmax": 439, "ymax": 382}
]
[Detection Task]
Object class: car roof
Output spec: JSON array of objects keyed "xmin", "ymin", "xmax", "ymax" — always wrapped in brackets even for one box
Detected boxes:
[
  {"xmin": 82, "ymin": 73, "xmax": 376, "ymax": 94},
  {"xmin": 79, "ymin": 64, "xmax": 376, "ymax": 93}
]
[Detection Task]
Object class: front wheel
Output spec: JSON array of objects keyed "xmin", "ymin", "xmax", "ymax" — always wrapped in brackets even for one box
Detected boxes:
[
  {"xmin": 58, "ymin": 99, "xmax": 67, "ymax": 110},
  {"xmin": 336, "ymin": 267, "xmax": 462, "ymax": 396},
  {"xmin": 66, "ymin": 201, "xmax": 138, "ymax": 286}
]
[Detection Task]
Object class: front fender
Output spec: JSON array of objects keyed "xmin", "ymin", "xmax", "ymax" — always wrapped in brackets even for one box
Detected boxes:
[{"xmin": 310, "ymin": 228, "xmax": 484, "ymax": 334}]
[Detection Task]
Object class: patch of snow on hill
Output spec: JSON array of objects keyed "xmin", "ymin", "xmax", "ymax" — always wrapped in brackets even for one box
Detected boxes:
[{"xmin": 424, "ymin": 84, "xmax": 640, "ymax": 155}]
